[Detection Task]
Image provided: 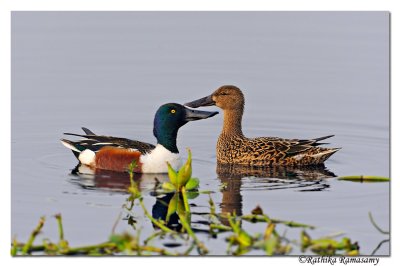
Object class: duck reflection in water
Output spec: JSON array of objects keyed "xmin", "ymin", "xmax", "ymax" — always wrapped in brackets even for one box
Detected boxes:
[
  {"xmin": 70, "ymin": 164, "xmax": 169, "ymax": 192},
  {"xmin": 217, "ymin": 163, "xmax": 336, "ymax": 218},
  {"xmin": 70, "ymin": 164, "xmax": 197, "ymax": 232},
  {"xmin": 70, "ymin": 162, "xmax": 336, "ymax": 231},
  {"xmin": 151, "ymin": 193, "xmax": 182, "ymax": 231}
]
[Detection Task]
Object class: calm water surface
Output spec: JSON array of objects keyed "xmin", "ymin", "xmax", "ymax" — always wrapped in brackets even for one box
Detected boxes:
[{"xmin": 11, "ymin": 12, "xmax": 389, "ymax": 255}]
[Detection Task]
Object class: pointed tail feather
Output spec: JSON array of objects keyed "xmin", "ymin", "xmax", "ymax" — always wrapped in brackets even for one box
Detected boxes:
[
  {"xmin": 64, "ymin": 132, "xmax": 90, "ymax": 138},
  {"xmin": 313, "ymin": 142, "xmax": 330, "ymax": 146},
  {"xmin": 313, "ymin": 135, "xmax": 335, "ymax": 142},
  {"xmin": 312, "ymin": 148, "xmax": 341, "ymax": 163},
  {"xmin": 60, "ymin": 139, "xmax": 83, "ymax": 159},
  {"xmin": 64, "ymin": 127, "xmax": 97, "ymax": 138},
  {"xmin": 60, "ymin": 139, "xmax": 81, "ymax": 153},
  {"xmin": 323, "ymin": 147, "xmax": 341, "ymax": 156},
  {"xmin": 308, "ymin": 135, "xmax": 335, "ymax": 147},
  {"xmin": 82, "ymin": 127, "xmax": 96, "ymax": 135}
]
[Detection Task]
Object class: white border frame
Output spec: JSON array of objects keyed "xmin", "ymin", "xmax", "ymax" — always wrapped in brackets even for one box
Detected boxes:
[{"xmin": 2, "ymin": 1, "xmax": 397, "ymax": 266}]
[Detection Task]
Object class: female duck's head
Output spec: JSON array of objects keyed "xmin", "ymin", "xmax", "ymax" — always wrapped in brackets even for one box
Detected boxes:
[
  {"xmin": 153, "ymin": 103, "xmax": 218, "ymax": 153},
  {"xmin": 184, "ymin": 85, "xmax": 245, "ymax": 111}
]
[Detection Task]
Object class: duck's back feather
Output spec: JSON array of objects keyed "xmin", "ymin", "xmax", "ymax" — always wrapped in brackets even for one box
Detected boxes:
[
  {"xmin": 61, "ymin": 127, "xmax": 155, "ymax": 172},
  {"xmin": 63, "ymin": 127, "xmax": 155, "ymax": 154},
  {"xmin": 217, "ymin": 134, "xmax": 339, "ymax": 166}
]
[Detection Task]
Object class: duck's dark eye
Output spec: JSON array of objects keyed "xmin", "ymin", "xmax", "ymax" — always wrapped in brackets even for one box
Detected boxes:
[{"xmin": 170, "ymin": 109, "xmax": 176, "ymax": 114}]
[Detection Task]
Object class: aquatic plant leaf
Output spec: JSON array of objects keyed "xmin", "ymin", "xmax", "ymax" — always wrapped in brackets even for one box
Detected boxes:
[
  {"xmin": 300, "ymin": 230, "xmax": 359, "ymax": 256},
  {"xmin": 166, "ymin": 193, "xmax": 178, "ymax": 222},
  {"xmin": 162, "ymin": 182, "xmax": 176, "ymax": 192},
  {"xmin": 128, "ymin": 182, "xmax": 141, "ymax": 199},
  {"xmin": 185, "ymin": 191, "xmax": 199, "ymax": 200},
  {"xmin": 264, "ymin": 234, "xmax": 278, "ymax": 255},
  {"xmin": 176, "ymin": 195, "xmax": 191, "ymax": 227},
  {"xmin": 110, "ymin": 233, "xmax": 133, "ymax": 251},
  {"xmin": 58, "ymin": 240, "xmax": 69, "ymax": 251},
  {"xmin": 128, "ymin": 160, "xmax": 138, "ymax": 175},
  {"xmin": 177, "ymin": 149, "xmax": 192, "ymax": 188},
  {"xmin": 347, "ymin": 249, "xmax": 359, "ymax": 256},
  {"xmin": 185, "ymin": 177, "xmax": 199, "ymax": 190},
  {"xmin": 167, "ymin": 162, "xmax": 178, "ymax": 186},
  {"xmin": 301, "ymin": 231, "xmax": 312, "ymax": 248},
  {"xmin": 237, "ymin": 231, "xmax": 252, "ymax": 247},
  {"xmin": 264, "ymin": 223, "xmax": 275, "ymax": 240},
  {"xmin": 338, "ymin": 175, "xmax": 389, "ymax": 182},
  {"xmin": 11, "ymin": 239, "xmax": 17, "ymax": 256},
  {"xmin": 338, "ymin": 237, "xmax": 359, "ymax": 251},
  {"xmin": 176, "ymin": 196, "xmax": 186, "ymax": 216}
]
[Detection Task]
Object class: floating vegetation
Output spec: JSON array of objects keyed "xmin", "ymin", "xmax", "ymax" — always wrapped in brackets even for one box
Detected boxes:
[
  {"xmin": 337, "ymin": 175, "xmax": 389, "ymax": 182},
  {"xmin": 11, "ymin": 205, "xmax": 360, "ymax": 256},
  {"xmin": 300, "ymin": 231, "xmax": 359, "ymax": 256},
  {"xmin": 12, "ymin": 150, "xmax": 380, "ymax": 256}
]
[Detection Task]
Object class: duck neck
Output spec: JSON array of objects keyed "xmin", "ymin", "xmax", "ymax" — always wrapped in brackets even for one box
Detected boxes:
[
  {"xmin": 222, "ymin": 108, "xmax": 244, "ymax": 137},
  {"xmin": 157, "ymin": 133, "xmax": 179, "ymax": 154},
  {"xmin": 154, "ymin": 127, "xmax": 179, "ymax": 154}
]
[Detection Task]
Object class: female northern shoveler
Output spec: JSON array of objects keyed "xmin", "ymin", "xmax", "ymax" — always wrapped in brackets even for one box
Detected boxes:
[
  {"xmin": 185, "ymin": 85, "xmax": 340, "ymax": 166},
  {"xmin": 61, "ymin": 103, "xmax": 218, "ymax": 173}
]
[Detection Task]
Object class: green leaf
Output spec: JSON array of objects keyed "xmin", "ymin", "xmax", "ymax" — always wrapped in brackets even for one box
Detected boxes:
[
  {"xmin": 176, "ymin": 195, "xmax": 186, "ymax": 216},
  {"xmin": 166, "ymin": 193, "xmax": 178, "ymax": 222},
  {"xmin": 128, "ymin": 160, "xmax": 137, "ymax": 175},
  {"xmin": 264, "ymin": 223, "xmax": 275, "ymax": 240},
  {"xmin": 301, "ymin": 231, "xmax": 312, "ymax": 248},
  {"xmin": 264, "ymin": 235, "xmax": 278, "ymax": 255},
  {"xmin": 167, "ymin": 162, "xmax": 178, "ymax": 186},
  {"xmin": 237, "ymin": 231, "xmax": 252, "ymax": 247},
  {"xmin": 338, "ymin": 175, "xmax": 389, "ymax": 182},
  {"xmin": 185, "ymin": 191, "xmax": 199, "ymax": 200},
  {"xmin": 128, "ymin": 181, "xmax": 141, "ymax": 199},
  {"xmin": 177, "ymin": 149, "xmax": 192, "ymax": 188},
  {"xmin": 162, "ymin": 182, "xmax": 176, "ymax": 192},
  {"xmin": 185, "ymin": 177, "xmax": 199, "ymax": 190}
]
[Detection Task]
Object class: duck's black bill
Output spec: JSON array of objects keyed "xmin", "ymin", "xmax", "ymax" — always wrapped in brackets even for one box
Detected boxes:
[
  {"xmin": 185, "ymin": 95, "xmax": 215, "ymax": 108},
  {"xmin": 184, "ymin": 107, "xmax": 218, "ymax": 121}
]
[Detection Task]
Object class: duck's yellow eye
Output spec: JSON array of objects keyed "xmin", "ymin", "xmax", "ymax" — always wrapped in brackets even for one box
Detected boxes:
[{"xmin": 171, "ymin": 109, "xmax": 176, "ymax": 114}]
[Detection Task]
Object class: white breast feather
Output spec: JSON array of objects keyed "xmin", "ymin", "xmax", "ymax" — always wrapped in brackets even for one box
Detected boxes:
[
  {"xmin": 78, "ymin": 149, "xmax": 96, "ymax": 166},
  {"xmin": 140, "ymin": 144, "xmax": 182, "ymax": 173}
]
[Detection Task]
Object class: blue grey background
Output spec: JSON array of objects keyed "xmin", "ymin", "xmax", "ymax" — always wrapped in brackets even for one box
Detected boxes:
[{"xmin": 12, "ymin": 12, "xmax": 389, "ymax": 255}]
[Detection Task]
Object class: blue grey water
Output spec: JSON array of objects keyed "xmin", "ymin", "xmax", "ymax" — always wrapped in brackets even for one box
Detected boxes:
[{"xmin": 11, "ymin": 12, "xmax": 389, "ymax": 255}]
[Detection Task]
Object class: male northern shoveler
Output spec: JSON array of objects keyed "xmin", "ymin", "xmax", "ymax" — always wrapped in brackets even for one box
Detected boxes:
[
  {"xmin": 61, "ymin": 103, "xmax": 218, "ymax": 173},
  {"xmin": 185, "ymin": 85, "xmax": 340, "ymax": 166}
]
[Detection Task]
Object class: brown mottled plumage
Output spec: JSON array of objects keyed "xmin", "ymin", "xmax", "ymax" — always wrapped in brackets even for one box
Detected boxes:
[{"xmin": 185, "ymin": 85, "xmax": 340, "ymax": 166}]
